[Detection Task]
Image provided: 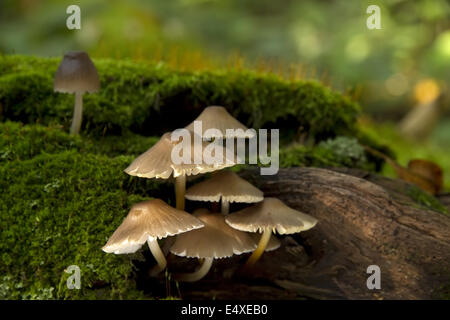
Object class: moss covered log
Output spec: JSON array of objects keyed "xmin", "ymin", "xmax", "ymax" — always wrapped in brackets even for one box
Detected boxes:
[{"xmin": 0, "ymin": 55, "xmax": 361, "ymax": 139}]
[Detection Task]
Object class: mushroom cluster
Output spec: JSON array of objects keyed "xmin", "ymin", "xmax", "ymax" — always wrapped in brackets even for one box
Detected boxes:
[{"xmin": 102, "ymin": 105, "xmax": 318, "ymax": 282}]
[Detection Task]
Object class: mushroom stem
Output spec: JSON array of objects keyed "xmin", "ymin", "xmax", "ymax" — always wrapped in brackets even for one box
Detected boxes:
[
  {"xmin": 221, "ymin": 198, "xmax": 230, "ymax": 215},
  {"xmin": 174, "ymin": 258, "xmax": 214, "ymax": 282},
  {"xmin": 244, "ymin": 228, "xmax": 272, "ymax": 268},
  {"xmin": 70, "ymin": 92, "xmax": 83, "ymax": 135},
  {"xmin": 175, "ymin": 175, "xmax": 186, "ymax": 210},
  {"xmin": 147, "ymin": 238, "xmax": 167, "ymax": 276}
]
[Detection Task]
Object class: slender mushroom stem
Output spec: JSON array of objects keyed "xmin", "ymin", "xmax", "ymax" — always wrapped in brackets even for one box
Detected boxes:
[
  {"xmin": 147, "ymin": 238, "xmax": 167, "ymax": 276},
  {"xmin": 70, "ymin": 91, "xmax": 83, "ymax": 135},
  {"xmin": 221, "ymin": 198, "xmax": 230, "ymax": 215},
  {"xmin": 244, "ymin": 227, "xmax": 272, "ymax": 268},
  {"xmin": 174, "ymin": 258, "xmax": 214, "ymax": 282},
  {"xmin": 175, "ymin": 175, "xmax": 186, "ymax": 210}
]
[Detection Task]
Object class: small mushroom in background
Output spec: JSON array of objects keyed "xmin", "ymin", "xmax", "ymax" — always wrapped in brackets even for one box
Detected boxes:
[
  {"xmin": 170, "ymin": 208, "xmax": 256, "ymax": 282},
  {"xmin": 124, "ymin": 132, "xmax": 236, "ymax": 210},
  {"xmin": 185, "ymin": 106, "xmax": 255, "ymax": 139},
  {"xmin": 102, "ymin": 199, "xmax": 204, "ymax": 275},
  {"xmin": 185, "ymin": 170, "xmax": 264, "ymax": 214},
  {"xmin": 53, "ymin": 51, "xmax": 100, "ymax": 135},
  {"xmin": 225, "ymin": 197, "xmax": 318, "ymax": 268}
]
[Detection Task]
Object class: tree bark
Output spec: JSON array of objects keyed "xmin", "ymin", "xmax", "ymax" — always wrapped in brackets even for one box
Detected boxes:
[{"xmin": 165, "ymin": 167, "xmax": 450, "ymax": 300}]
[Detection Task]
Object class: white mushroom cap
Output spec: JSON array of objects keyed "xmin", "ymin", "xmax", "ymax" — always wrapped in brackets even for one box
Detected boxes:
[
  {"xmin": 225, "ymin": 198, "xmax": 318, "ymax": 235},
  {"xmin": 170, "ymin": 208, "xmax": 256, "ymax": 259},
  {"xmin": 185, "ymin": 170, "xmax": 264, "ymax": 203},
  {"xmin": 54, "ymin": 51, "xmax": 100, "ymax": 94},
  {"xmin": 102, "ymin": 199, "xmax": 204, "ymax": 254},
  {"xmin": 185, "ymin": 106, "xmax": 255, "ymax": 138},
  {"xmin": 124, "ymin": 131, "xmax": 236, "ymax": 179}
]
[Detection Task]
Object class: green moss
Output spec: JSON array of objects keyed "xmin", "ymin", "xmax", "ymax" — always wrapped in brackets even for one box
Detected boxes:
[
  {"xmin": 317, "ymin": 136, "xmax": 369, "ymax": 167},
  {"xmin": 0, "ymin": 121, "xmax": 159, "ymax": 160},
  {"xmin": 0, "ymin": 121, "xmax": 84, "ymax": 161},
  {"xmin": 84, "ymin": 133, "xmax": 160, "ymax": 158},
  {"xmin": 0, "ymin": 55, "xmax": 360, "ymax": 139},
  {"xmin": 279, "ymin": 136, "xmax": 375, "ymax": 171},
  {"xmin": 0, "ymin": 150, "xmax": 174, "ymax": 299},
  {"xmin": 406, "ymin": 185, "xmax": 448, "ymax": 215}
]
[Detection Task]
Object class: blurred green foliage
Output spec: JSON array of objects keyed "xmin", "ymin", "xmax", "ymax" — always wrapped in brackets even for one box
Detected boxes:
[{"xmin": 0, "ymin": 0, "xmax": 448, "ymax": 114}]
